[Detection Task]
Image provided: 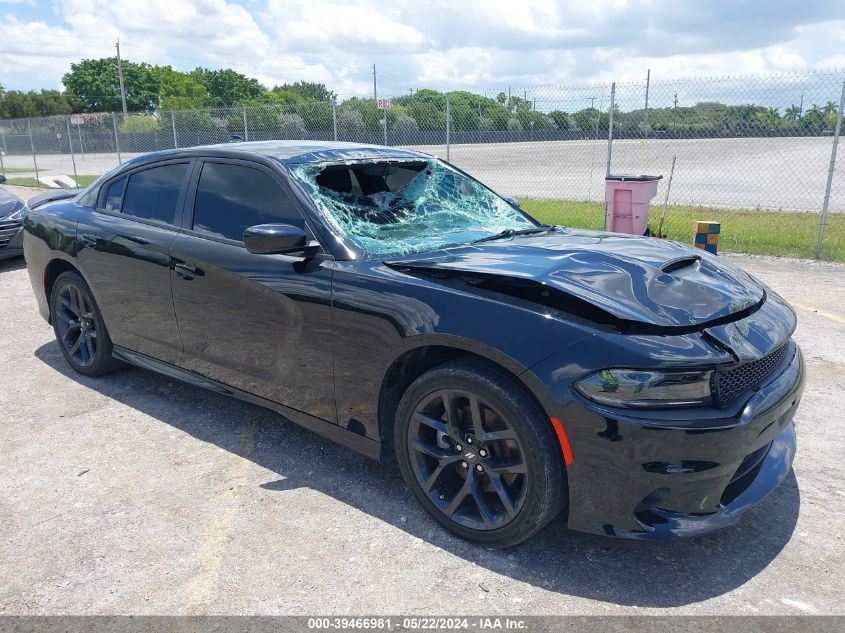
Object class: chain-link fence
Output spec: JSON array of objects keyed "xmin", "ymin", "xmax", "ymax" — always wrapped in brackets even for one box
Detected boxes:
[{"xmin": 1, "ymin": 70, "xmax": 843, "ymax": 260}]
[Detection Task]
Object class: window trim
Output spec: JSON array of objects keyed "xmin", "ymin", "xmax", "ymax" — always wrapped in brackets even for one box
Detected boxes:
[
  {"xmin": 94, "ymin": 158, "xmax": 196, "ymax": 230},
  {"xmin": 182, "ymin": 157, "xmax": 322, "ymax": 251}
]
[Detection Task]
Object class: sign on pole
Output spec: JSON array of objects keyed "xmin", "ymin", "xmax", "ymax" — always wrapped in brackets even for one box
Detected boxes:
[
  {"xmin": 377, "ymin": 98, "xmax": 392, "ymax": 110},
  {"xmin": 70, "ymin": 115, "xmax": 84, "ymax": 126}
]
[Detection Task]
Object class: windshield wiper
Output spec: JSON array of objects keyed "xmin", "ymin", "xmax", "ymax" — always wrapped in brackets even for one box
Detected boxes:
[{"xmin": 471, "ymin": 225, "xmax": 555, "ymax": 244}]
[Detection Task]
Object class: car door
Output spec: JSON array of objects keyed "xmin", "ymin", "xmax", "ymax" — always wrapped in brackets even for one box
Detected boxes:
[
  {"xmin": 169, "ymin": 158, "xmax": 336, "ymax": 423},
  {"xmin": 76, "ymin": 160, "xmax": 192, "ymax": 365}
]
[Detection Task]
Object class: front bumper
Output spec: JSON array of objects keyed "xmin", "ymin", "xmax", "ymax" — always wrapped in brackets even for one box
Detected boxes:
[{"xmin": 534, "ymin": 340, "xmax": 805, "ymax": 540}]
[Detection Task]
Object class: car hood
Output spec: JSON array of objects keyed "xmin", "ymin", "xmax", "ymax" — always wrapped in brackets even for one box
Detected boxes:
[
  {"xmin": 385, "ymin": 229, "xmax": 765, "ymax": 331},
  {"xmin": 0, "ymin": 188, "xmax": 24, "ymax": 218}
]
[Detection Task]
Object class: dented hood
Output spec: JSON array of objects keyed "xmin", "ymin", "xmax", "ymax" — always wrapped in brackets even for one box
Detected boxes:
[{"xmin": 385, "ymin": 229, "xmax": 765, "ymax": 330}]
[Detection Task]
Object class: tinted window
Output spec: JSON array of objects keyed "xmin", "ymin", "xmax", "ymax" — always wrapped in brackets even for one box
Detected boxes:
[
  {"xmin": 122, "ymin": 164, "xmax": 189, "ymax": 225},
  {"xmin": 104, "ymin": 177, "xmax": 125, "ymax": 212},
  {"xmin": 193, "ymin": 163, "xmax": 304, "ymax": 242}
]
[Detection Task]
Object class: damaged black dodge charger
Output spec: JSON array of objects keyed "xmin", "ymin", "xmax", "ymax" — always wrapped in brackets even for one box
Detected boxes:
[{"xmin": 23, "ymin": 141, "xmax": 804, "ymax": 546}]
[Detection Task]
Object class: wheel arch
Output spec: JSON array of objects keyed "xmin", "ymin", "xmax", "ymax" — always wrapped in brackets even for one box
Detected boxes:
[
  {"xmin": 43, "ymin": 258, "xmax": 81, "ymax": 323},
  {"xmin": 376, "ymin": 336, "xmax": 564, "ymax": 467}
]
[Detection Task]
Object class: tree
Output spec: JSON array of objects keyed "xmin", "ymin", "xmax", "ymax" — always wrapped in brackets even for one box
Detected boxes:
[
  {"xmin": 119, "ymin": 114, "xmax": 160, "ymax": 133},
  {"xmin": 784, "ymin": 105, "xmax": 802, "ymax": 122},
  {"xmin": 191, "ymin": 68, "xmax": 266, "ymax": 108},
  {"xmin": 392, "ymin": 112, "xmax": 419, "ymax": 132},
  {"xmin": 548, "ymin": 110, "xmax": 570, "ymax": 130},
  {"xmin": 63, "ymin": 57, "xmax": 160, "ymax": 112},
  {"xmin": 273, "ymin": 82, "xmax": 335, "ymax": 103},
  {"xmin": 338, "ymin": 109, "xmax": 364, "ymax": 134},
  {"xmin": 154, "ymin": 66, "xmax": 207, "ymax": 110},
  {"xmin": 0, "ymin": 90, "xmax": 37, "ymax": 118},
  {"xmin": 279, "ymin": 113, "xmax": 306, "ymax": 136}
]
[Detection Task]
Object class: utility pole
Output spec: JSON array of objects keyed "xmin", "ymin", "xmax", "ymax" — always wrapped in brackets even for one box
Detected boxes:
[
  {"xmin": 372, "ymin": 64, "xmax": 377, "ymax": 102},
  {"xmin": 116, "ymin": 39, "xmax": 128, "ymax": 117},
  {"xmin": 799, "ymin": 93, "xmax": 804, "ymax": 116},
  {"xmin": 590, "ymin": 97, "xmax": 596, "ymax": 109},
  {"xmin": 673, "ymin": 92, "xmax": 678, "ymax": 132}
]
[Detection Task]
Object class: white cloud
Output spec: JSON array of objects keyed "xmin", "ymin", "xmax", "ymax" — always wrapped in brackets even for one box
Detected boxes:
[{"xmin": 0, "ymin": 0, "xmax": 843, "ymax": 95}]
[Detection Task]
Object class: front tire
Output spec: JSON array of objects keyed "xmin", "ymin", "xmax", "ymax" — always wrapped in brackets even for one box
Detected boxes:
[
  {"xmin": 50, "ymin": 271, "xmax": 122, "ymax": 376},
  {"xmin": 395, "ymin": 359, "xmax": 567, "ymax": 547}
]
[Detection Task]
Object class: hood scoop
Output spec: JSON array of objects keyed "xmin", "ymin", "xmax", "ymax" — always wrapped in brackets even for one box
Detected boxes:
[{"xmin": 661, "ymin": 254, "xmax": 701, "ymax": 274}]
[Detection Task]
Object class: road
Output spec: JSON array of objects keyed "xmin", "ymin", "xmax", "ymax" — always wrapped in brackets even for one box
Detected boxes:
[
  {"xmin": 0, "ymin": 252, "xmax": 843, "ymax": 615},
  {"xmin": 3, "ymin": 135, "xmax": 843, "ymax": 212}
]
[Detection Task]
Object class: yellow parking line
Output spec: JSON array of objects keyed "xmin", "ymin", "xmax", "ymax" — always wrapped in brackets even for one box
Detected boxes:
[
  {"xmin": 791, "ymin": 301, "xmax": 845, "ymax": 325},
  {"xmin": 182, "ymin": 420, "xmax": 259, "ymax": 615}
]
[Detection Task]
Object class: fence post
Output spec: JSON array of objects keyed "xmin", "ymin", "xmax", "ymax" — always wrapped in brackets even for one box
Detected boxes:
[
  {"xmin": 171, "ymin": 111, "xmax": 178, "ymax": 149},
  {"xmin": 605, "ymin": 82, "xmax": 615, "ymax": 177},
  {"xmin": 27, "ymin": 118, "xmax": 39, "ymax": 184},
  {"xmin": 383, "ymin": 103, "xmax": 388, "ymax": 146},
  {"xmin": 66, "ymin": 118, "xmax": 78, "ymax": 184},
  {"xmin": 0, "ymin": 129, "xmax": 6, "ymax": 175},
  {"xmin": 112, "ymin": 113, "xmax": 122, "ymax": 164},
  {"xmin": 77, "ymin": 122, "xmax": 85, "ymax": 160},
  {"xmin": 643, "ymin": 69, "xmax": 650, "ymax": 136},
  {"xmin": 242, "ymin": 106, "xmax": 249, "ymax": 141},
  {"xmin": 445, "ymin": 93, "xmax": 451, "ymax": 162},
  {"xmin": 331, "ymin": 100, "xmax": 338, "ymax": 141},
  {"xmin": 815, "ymin": 78, "xmax": 845, "ymax": 259},
  {"xmin": 603, "ymin": 83, "xmax": 616, "ymax": 230}
]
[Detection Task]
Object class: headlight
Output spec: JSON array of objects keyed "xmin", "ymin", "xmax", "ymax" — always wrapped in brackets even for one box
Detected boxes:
[
  {"xmin": 574, "ymin": 368, "xmax": 713, "ymax": 408},
  {"xmin": 3, "ymin": 205, "xmax": 27, "ymax": 222}
]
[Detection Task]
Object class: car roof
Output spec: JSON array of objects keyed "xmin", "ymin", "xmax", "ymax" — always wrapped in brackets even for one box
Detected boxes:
[{"xmin": 119, "ymin": 140, "xmax": 433, "ymax": 169}]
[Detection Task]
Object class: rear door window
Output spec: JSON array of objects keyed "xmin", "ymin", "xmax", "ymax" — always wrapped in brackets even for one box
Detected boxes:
[
  {"xmin": 104, "ymin": 177, "xmax": 125, "ymax": 212},
  {"xmin": 192, "ymin": 162, "xmax": 305, "ymax": 242},
  {"xmin": 122, "ymin": 163, "xmax": 189, "ymax": 225}
]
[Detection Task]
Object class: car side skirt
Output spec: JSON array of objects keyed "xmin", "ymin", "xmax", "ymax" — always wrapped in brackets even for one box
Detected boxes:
[{"xmin": 112, "ymin": 346, "xmax": 381, "ymax": 461}]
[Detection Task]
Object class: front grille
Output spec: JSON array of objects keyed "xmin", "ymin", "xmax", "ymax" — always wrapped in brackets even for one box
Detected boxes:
[
  {"xmin": 0, "ymin": 219, "xmax": 22, "ymax": 249},
  {"xmin": 715, "ymin": 343, "xmax": 789, "ymax": 406}
]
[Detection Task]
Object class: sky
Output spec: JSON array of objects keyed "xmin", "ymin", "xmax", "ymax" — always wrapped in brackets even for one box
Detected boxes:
[{"xmin": 1, "ymin": 0, "xmax": 844, "ymax": 100}]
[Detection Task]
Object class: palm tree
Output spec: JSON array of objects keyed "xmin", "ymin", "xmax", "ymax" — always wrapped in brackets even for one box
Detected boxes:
[
  {"xmin": 766, "ymin": 107, "xmax": 780, "ymax": 127},
  {"xmin": 784, "ymin": 105, "xmax": 801, "ymax": 122},
  {"xmin": 823, "ymin": 101, "xmax": 838, "ymax": 116}
]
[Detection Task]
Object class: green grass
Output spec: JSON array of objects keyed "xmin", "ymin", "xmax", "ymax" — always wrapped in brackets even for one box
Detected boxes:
[
  {"xmin": 3, "ymin": 177, "xmax": 42, "ymax": 187},
  {"xmin": 3, "ymin": 175, "xmax": 98, "ymax": 188},
  {"xmin": 73, "ymin": 175, "xmax": 99, "ymax": 187},
  {"xmin": 520, "ymin": 199, "xmax": 845, "ymax": 262}
]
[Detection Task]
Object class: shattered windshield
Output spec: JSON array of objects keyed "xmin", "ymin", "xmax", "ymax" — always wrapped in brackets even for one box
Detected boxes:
[{"xmin": 290, "ymin": 158, "xmax": 535, "ymax": 258}]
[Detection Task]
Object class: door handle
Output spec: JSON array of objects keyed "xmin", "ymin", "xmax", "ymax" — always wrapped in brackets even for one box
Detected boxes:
[
  {"xmin": 80, "ymin": 234, "xmax": 97, "ymax": 248},
  {"xmin": 174, "ymin": 262, "xmax": 199, "ymax": 280}
]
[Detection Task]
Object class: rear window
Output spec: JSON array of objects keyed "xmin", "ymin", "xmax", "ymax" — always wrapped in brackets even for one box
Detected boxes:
[
  {"xmin": 104, "ymin": 178, "xmax": 125, "ymax": 212},
  {"xmin": 122, "ymin": 163, "xmax": 189, "ymax": 225}
]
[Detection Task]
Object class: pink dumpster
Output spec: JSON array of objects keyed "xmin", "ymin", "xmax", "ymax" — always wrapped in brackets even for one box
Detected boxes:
[{"xmin": 604, "ymin": 174, "xmax": 662, "ymax": 235}]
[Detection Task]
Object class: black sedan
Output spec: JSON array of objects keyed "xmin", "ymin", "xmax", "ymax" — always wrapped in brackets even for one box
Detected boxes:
[{"xmin": 22, "ymin": 141, "xmax": 804, "ymax": 546}]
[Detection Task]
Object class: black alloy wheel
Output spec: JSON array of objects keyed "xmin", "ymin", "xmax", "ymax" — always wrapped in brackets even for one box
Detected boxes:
[
  {"xmin": 50, "ymin": 271, "xmax": 122, "ymax": 376},
  {"xmin": 396, "ymin": 359, "xmax": 566, "ymax": 547},
  {"xmin": 408, "ymin": 388, "xmax": 528, "ymax": 531},
  {"xmin": 55, "ymin": 281, "xmax": 98, "ymax": 367}
]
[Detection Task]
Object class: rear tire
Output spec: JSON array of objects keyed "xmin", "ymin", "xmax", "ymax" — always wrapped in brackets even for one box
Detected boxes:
[
  {"xmin": 50, "ymin": 271, "xmax": 122, "ymax": 377},
  {"xmin": 395, "ymin": 359, "xmax": 566, "ymax": 547}
]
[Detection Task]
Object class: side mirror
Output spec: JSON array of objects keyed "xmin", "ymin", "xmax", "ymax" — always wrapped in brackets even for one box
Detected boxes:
[
  {"xmin": 504, "ymin": 196, "xmax": 520, "ymax": 208},
  {"xmin": 244, "ymin": 224, "xmax": 318, "ymax": 256}
]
